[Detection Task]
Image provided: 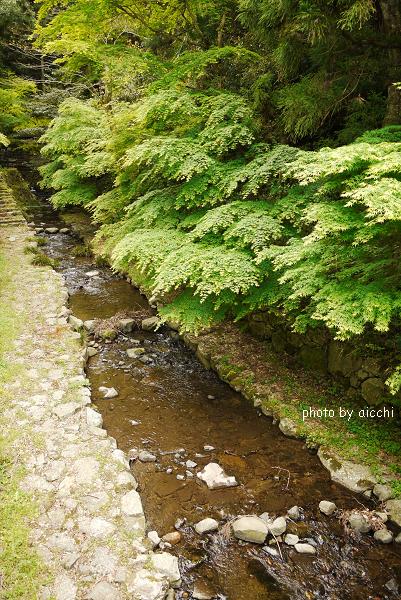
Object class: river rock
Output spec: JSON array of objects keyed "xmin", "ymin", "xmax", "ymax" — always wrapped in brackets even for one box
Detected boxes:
[
  {"xmin": 147, "ymin": 530, "xmax": 161, "ymax": 548},
  {"xmin": 287, "ymin": 506, "xmax": 301, "ymax": 520},
  {"xmin": 99, "ymin": 386, "xmax": 118, "ymax": 399},
  {"xmin": 59, "ymin": 227, "xmax": 70, "ymax": 234},
  {"xmin": 142, "ymin": 316, "xmax": 161, "ymax": 331},
  {"xmin": 268, "ymin": 517, "xmax": 287, "ymax": 536},
  {"xmin": 374, "ymin": 528, "xmax": 393, "ymax": 544},
  {"xmin": 138, "ymin": 450, "xmax": 157, "ymax": 463},
  {"xmin": 162, "ymin": 532, "xmax": 181, "ymax": 545},
  {"xmin": 284, "ymin": 533, "xmax": 299, "ymax": 546},
  {"xmin": 86, "ymin": 346, "xmax": 98, "ymax": 358},
  {"xmin": 348, "ymin": 512, "xmax": 371, "ymax": 533},
  {"xmin": 69, "ymin": 315, "xmax": 83, "ymax": 330},
  {"xmin": 278, "ymin": 418, "xmax": 298, "ymax": 438},
  {"xmin": 319, "ymin": 500, "xmax": 337, "ymax": 516},
  {"xmin": 317, "ymin": 448, "xmax": 376, "ymax": 493},
  {"xmin": 295, "ymin": 543, "xmax": 316, "ymax": 555},
  {"xmin": 186, "ymin": 460, "xmax": 197, "ymax": 469},
  {"xmin": 84, "ymin": 319, "xmax": 96, "ymax": 332},
  {"xmin": 127, "ymin": 347, "xmax": 145, "ymax": 358},
  {"xmin": 86, "ymin": 270, "xmax": 99, "ymax": 277},
  {"xmin": 385, "ymin": 499, "xmax": 401, "ymax": 527},
  {"xmin": 194, "ymin": 518, "xmax": 219, "ymax": 534},
  {"xmin": 197, "ymin": 462, "xmax": 238, "ymax": 489},
  {"xmin": 232, "ymin": 516, "xmax": 268, "ymax": 544},
  {"xmin": 45, "ymin": 227, "xmax": 59, "ymax": 234},
  {"xmin": 118, "ymin": 318, "xmax": 135, "ymax": 333},
  {"xmin": 395, "ymin": 532, "xmax": 401, "ymax": 543},
  {"xmin": 373, "ymin": 483, "xmax": 393, "ymax": 502},
  {"xmin": 151, "ymin": 553, "xmax": 181, "ymax": 588}
]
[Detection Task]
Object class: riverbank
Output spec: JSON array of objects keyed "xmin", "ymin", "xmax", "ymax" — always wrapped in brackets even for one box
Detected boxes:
[
  {"xmin": 58, "ymin": 205, "xmax": 401, "ymax": 513},
  {"xmin": 0, "ymin": 220, "xmax": 179, "ymax": 599}
]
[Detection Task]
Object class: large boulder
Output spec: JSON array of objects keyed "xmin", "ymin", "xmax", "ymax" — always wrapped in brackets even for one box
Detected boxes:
[
  {"xmin": 142, "ymin": 316, "xmax": 161, "ymax": 331},
  {"xmin": 151, "ymin": 553, "xmax": 181, "ymax": 588},
  {"xmin": 317, "ymin": 448, "xmax": 376, "ymax": 493},
  {"xmin": 385, "ymin": 499, "xmax": 401, "ymax": 527},
  {"xmin": 232, "ymin": 516, "xmax": 268, "ymax": 544}
]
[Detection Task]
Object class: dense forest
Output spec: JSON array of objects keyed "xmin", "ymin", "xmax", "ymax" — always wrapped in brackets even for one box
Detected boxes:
[{"xmin": 2, "ymin": 0, "xmax": 401, "ymax": 392}]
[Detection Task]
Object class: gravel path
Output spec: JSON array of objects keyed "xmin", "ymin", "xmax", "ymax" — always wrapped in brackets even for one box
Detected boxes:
[{"xmin": 0, "ymin": 225, "xmax": 178, "ymax": 600}]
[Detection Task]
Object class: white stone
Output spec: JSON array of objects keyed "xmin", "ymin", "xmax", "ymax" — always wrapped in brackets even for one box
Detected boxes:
[
  {"xmin": 141, "ymin": 316, "xmax": 161, "ymax": 331},
  {"xmin": 45, "ymin": 227, "xmax": 59, "ymax": 234},
  {"xmin": 99, "ymin": 386, "xmax": 118, "ymax": 399},
  {"xmin": 138, "ymin": 450, "xmax": 157, "ymax": 463},
  {"xmin": 86, "ymin": 346, "xmax": 98, "ymax": 358},
  {"xmin": 84, "ymin": 319, "xmax": 96, "ymax": 332},
  {"xmin": 194, "ymin": 518, "xmax": 219, "ymax": 534},
  {"xmin": 148, "ymin": 530, "xmax": 161, "ymax": 548},
  {"xmin": 295, "ymin": 543, "xmax": 316, "ymax": 555},
  {"xmin": 151, "ymin": 553, "xmax": 181, "ymax": 588},
  {"xmin": 72, "ymin": 457, "xmax": 99, "ymax": 484},
  {"xmin": 287, "ymin": 506, "xmax": 301, "ymax": 520},
  {"xmin": 319, "ymin": 500, "xmax": 337, "ymax": 516},
  {"xmin": 86, "ymin": 270, "xmax": 99, "ymax": 277},
  {"xmin": 197, "ymin": 462, "xmax": 238, "ymax": 490},
  {"xmin": 186, "ymin": 460, "xmax": 197, "ymax": 469},
  {"xmin": 268, "ymin": 516, "xmax": 287, "ymax": 536},
  {"xmin": 121, "ymin": 490, "xmax": 143, "ymax": 517},
  {"xmin": 284, "ymin": 533, "xmax": 299, "ymax": 546},
  {"xmin": 86, "ymin": 407, "xmax": 103, "ymax": 428},
  {"xmin": 232, "ymin": 516, "xmax": 268, "ymax": 544}
]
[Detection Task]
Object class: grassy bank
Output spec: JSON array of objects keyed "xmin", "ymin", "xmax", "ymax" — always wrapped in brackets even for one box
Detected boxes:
[
  {"xmin": 187, "ymin": 324, "xmax": 401, "ymax": 498},
  {"xmin": 0, "ymin": 229, "xmax": 45, "ymax": 599}
]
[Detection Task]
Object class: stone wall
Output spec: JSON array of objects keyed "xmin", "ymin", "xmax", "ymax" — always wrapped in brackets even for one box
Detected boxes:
[{"xmin": 246, "ymin": 311, "xmax": 399, "ymax": 407}]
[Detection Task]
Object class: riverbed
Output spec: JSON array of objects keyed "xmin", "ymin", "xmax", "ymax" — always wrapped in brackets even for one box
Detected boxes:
[{"xmin": 23, "ymin": 184, "xmax": 401, "ymax": 600}]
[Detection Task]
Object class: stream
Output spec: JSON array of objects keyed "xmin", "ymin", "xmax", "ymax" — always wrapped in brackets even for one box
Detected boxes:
[{"xmin": 18, "ymin": 176, "xmax": 401, "ymax": 600}]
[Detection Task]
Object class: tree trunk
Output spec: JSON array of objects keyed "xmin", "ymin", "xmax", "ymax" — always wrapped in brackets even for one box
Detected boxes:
[{"xmin": 380, "ymin": 0, "xmax": 401, "ymax": 125}]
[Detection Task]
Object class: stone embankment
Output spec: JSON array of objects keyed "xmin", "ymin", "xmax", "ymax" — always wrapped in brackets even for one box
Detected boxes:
[{"xmin": 0, "ymin": 224, "xmax": 179, "ymax": 600}]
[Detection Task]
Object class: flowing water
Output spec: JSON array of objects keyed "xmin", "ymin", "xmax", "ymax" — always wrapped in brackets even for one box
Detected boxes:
[{"xmin": 18, "ymin": 180, "xmax": 401, "ymax": 600}]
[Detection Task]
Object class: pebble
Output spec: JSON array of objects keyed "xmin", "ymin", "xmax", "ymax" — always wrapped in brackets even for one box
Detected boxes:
[
  {"xmin": 85, "ymin": 270, "xmax": 99, "ymax": 277},
  {"xmin": 373, "ymin": 528, "xmax": 393, "ymax": 544},
  {"xmin": 186, "ymin": 459, "xmax": 197, "ymax": 469},
  {"xmin": 284, "ymin": 533, "xmax": 299, "ymax": 546},
  {"xmin": 194, "ymin": 518, "xmax": 219, "ymax": 534},
  {"xmin": 138, "ymin": 450, "xmax": 157, "ymax": 463},
  {"xmin": 162, "ymin": 531, "xmax": 181, "ymax": 545},
  {"xmin": 232, "ymin": 516, "xmax": 268, "ymax": 544},
  {"xmin": 98, "ymin": 386, "xmax": 118, "ymax": 399},
  {"xmin": 287, "ymin": 506, "xmax": 301, "ymax": 521},
  {"xmin": 203, "ymin": 445, "xmax": 215, "ymax": 452},
  {"xmin": 268, "ymin": 516, "xmax": 287, "ymax": 536},
  {"xmin": 176, "ymin": 474, "xmax": 185, "ymax": 481},
  {"xmin": 294, "ymin": 543, "xmax": 316, "ymax": 555},
  {"xmin": 319, "ymin": 500, "xmax": 337, "ymax": 516}
]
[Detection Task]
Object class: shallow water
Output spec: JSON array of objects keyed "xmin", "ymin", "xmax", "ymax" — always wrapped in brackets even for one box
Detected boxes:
[{"xmin": 24, "ymin": 192, "xmax": 401, "ymax": 600}]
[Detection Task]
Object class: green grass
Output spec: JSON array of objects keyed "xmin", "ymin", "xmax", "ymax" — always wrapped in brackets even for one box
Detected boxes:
[{"xmin": 0, "ymin": 244, "xmax": 46, "ymax": 599}]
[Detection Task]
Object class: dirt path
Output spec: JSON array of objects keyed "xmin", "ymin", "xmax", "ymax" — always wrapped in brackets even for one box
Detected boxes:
[{"xmin": 0, "ymin": 224, "xmax": 178, "ymax": 600}]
